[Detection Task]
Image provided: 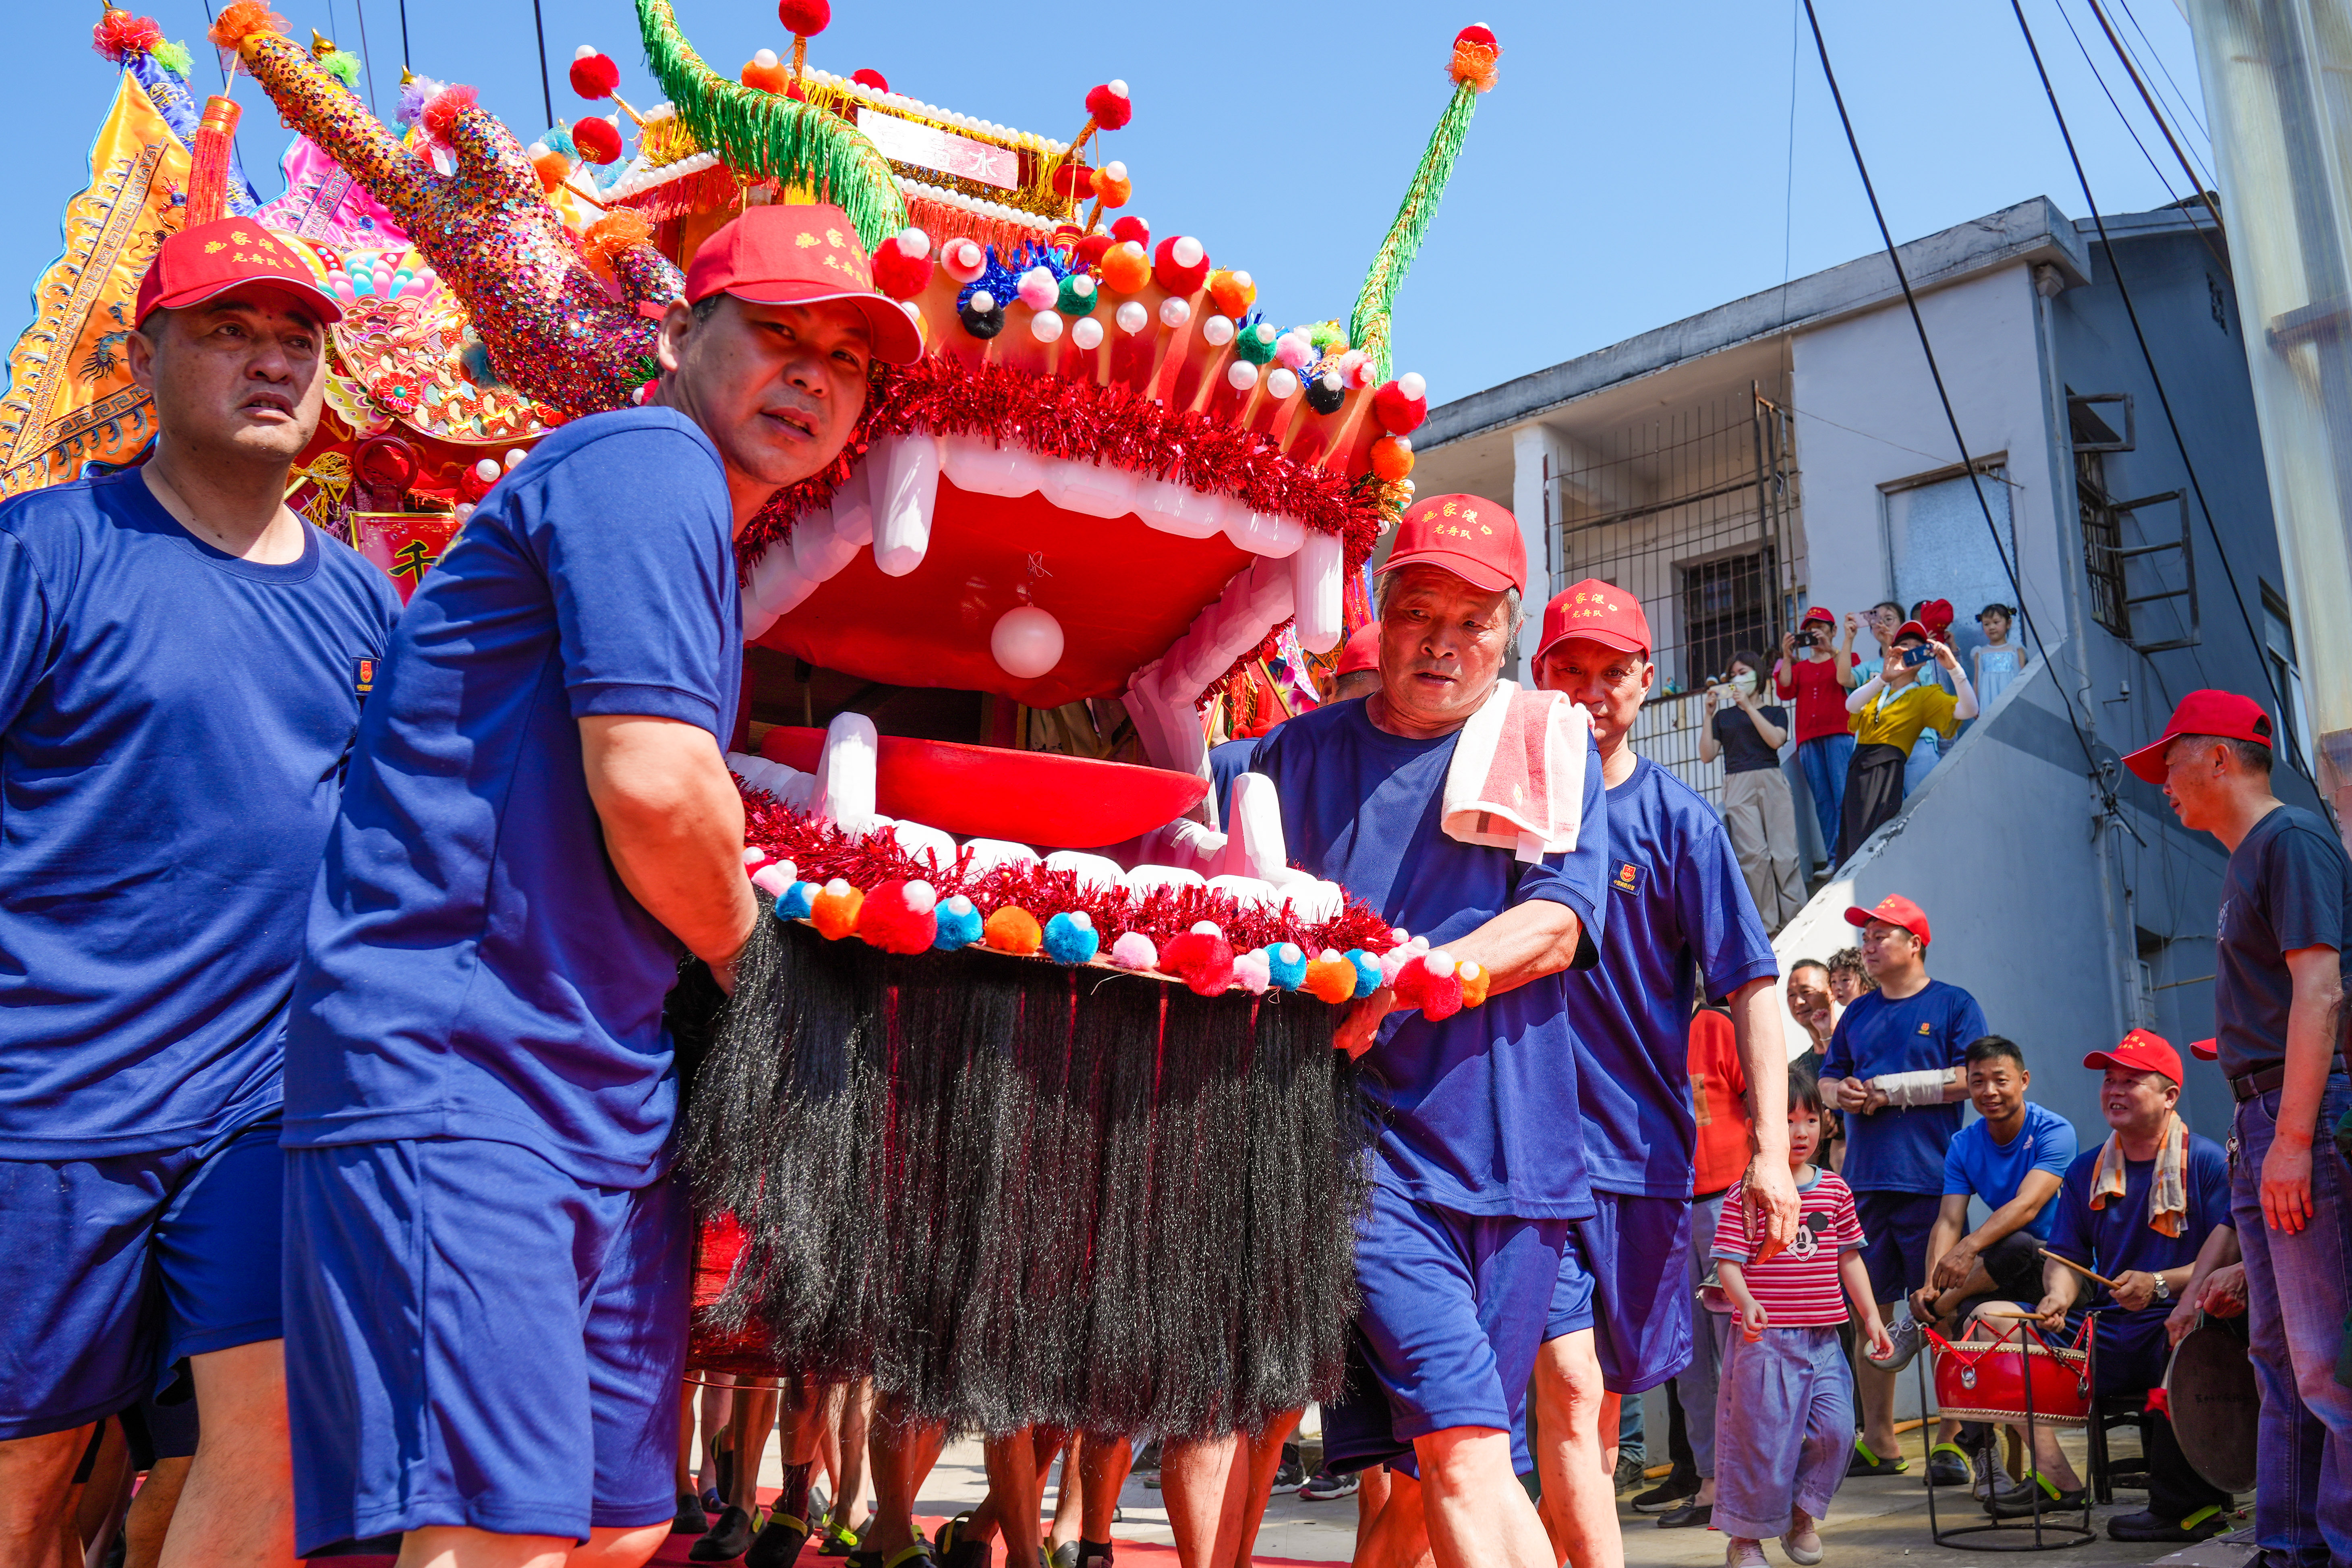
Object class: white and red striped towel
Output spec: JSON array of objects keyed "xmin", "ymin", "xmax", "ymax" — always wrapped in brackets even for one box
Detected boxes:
[{"xmin": 1441, "ymin": 681, "xmax": 1594, "ymax": 863}]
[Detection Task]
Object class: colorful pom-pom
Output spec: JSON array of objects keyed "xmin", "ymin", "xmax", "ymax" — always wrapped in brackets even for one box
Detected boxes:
[
  {"xmin": 1110, "ymin": 931, "xmax": 1159, "ymax": 970},
  {"xmin": 1051, "ymin": 163, "xmax": 1096, "ymax": 200},
  {"xmin": 568, "ymin": 48, "xmax": 620, "ymax": 99},
  {"xmin": 1265, "ymin": 941, "xmax": 1308, "ymax": 991},
  {"xmin": 742, "ymin": 52, "xmax": 793, "ymax": 93},
  {"xmin": 1110, "ymin": 215, "xmax": 1151, "ymax": 249},
  {"xmin": 749, "ymin": 863, "xmax": 796, "ymax": 898},
  {"xmin": 1345, "ymin": 950, "xmax": 1383, "ymax": 999},
  {"xmin": 571, "ymin": 113, "xmax": 623, "ymax": 164},
  {"xmin": 530, "ymin": 147, "xmax": 573, "ymax": 191},
  {"xmin": 1302, "ymin": 951, "xmax": 1358, "ymax": 1005},
  {"xmin": 1232, "ymin": 320, "xmax": 1278, "ymax": 365},
  {"xmin": 775, "ymin": 880, "xmax": 818, "ymax": 920},
  {"xmin": 958, "ymin": 296, "xmax": 1005, "ymax": 339},
  {"xmin": 207, "ymin": 0, "xmax": 285, "ymax": 52},
  {"xmin": 1207, "ymin": 269, "xmax": 1257, "ymax": 318},
  {"xmin": 420, "ymin": 83, "xmax": 480, "ymax": 145},
  {"xmin": 579, "ymin": 209, "xmax": 653, "ymax": 269},
  {"xmin": 1450, "ymin": 25, "xmax": 1502, "ymax": 92},
  {"xmin": 810, "ymin": 878, "xmax": 863, "ymax": 940},
  {"xmin": 872, "ymin": 229, "xmax": 933, "ymax": 299},
  {"xmin": 1074, "ymin": 232, "xmax": 1116, "ymax": 267},
  {"xmin": 1016, "ymin": 267, "xmax": 1060, "ymax": 311},
  {"xmin": 1304, "ymin": 370, "xmax": 1347, "ymax": 414},
  {"xmin": 1457, "ymin": 959, "xmax": 1491, "ymax": 1009},
  {"xmin": 933, "ymin": 893, "xmax": 982, "ymax": 950},
  {"xmin": 1055, "ymin": 273, "xmax": 1097, "ymax": 317},
  {"xmin": 93, "ymin": 10, "xmax": 165, "ymax": 64},
  {"xmin": 984, "ymin": 905, "xmax": 1042, "ymax": 955},
  {"xmin": 1372, "ymin": 377, "xmax": 1428, "ymax": 435},
  {"xmin": 859, "ymin": 878, "xmax": 937, "ymax": 955},
  {"xmin": 851, "ymin": 66, "xmax": 889, "ymax": 91},
  {"xmin": 1273, "ymin": 331, "xmax": 1316, "ymax": 371},
  {"xmin": 1233, "ymin": 949, "xmax": 1272, "ymax": 995},
  {"xmin": 1099, "ymin": 242, "xmax": 1151, "ymax": 294},
  {"xmin": 940, "ymin": 236, "xmax": 988, "ymax": 284},
  {"xmin": 1085, "ymin": 80, "xmax": 1133, "ymax": 130},
  {"xmin": 1369, "ymin": 435, "xmax": 1415, "ymax": 483},
  {"xmin": 1154, "ymin": 236, "xmax": 1210, "ymax": 295},
  {"xmin": 1042, "ymin": 910, "xmax": 1099, "ymax": 965},
  {"xmin": 778, "ymin": 0, "xmax": 831, "ymax": 35},
  {"xmin": 1160, "ymin": 930, "xmax": 1237, "ymax": 997},
  {"xmin": 1092, "ymin": 161, "xmax": 1132, "ymax": 209},
  {"xmin": 1391, "ymin": 951, "xmax": 1464, "ymax": 1020}
]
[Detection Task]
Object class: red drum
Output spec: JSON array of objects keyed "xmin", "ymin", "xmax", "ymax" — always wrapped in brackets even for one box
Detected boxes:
[{"xmin": 1928, "ymin": 1317, "xmax": 2093, "ymax": 1427}]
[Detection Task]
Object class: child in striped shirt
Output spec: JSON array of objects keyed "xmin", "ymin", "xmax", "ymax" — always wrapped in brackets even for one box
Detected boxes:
[{"xmin": 1712, "ymin": 1072, "xmax": 1894, "ymax": 1568}]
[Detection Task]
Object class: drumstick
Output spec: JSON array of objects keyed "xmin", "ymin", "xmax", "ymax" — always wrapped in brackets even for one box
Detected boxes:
[{"xmin": 2038, "ymin": 1248, "xmax": 2119, "ymax": 1290}]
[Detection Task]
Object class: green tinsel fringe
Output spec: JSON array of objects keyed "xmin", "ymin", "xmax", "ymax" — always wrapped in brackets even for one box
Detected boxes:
[
  {"xmin": 1348, "ymin": 82, "xmax": 1477, "ymax": 384},
  {"xmin": 321, "ymin": 48, "xmax": 363, "ymax": 89},
  {"xmin": 633, "ymin": 0, "xmax": 908, "ymax": 255},
  {"xmin": 152, "ymin": 38, "xmax": 193, "ymax": 78}
]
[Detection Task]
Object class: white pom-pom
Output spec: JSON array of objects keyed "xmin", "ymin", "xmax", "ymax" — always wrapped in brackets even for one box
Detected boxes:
[
  {"xmin": 895, "ymin": 227, "xmax": 931, "ymax": 261},
  {"xmin": 574, "ymin": 43, "xmax": 599, "ymax": 60},
  {"xmin": 752, "ymin": 47, "xmax": 779, "ymax": 67},
  {"xmin": 1158, "ymin": 296, "xmax": 1192, "ymax": 328},
  {"xmin": 1225, "ymin": 360, "xmax": 1258, "ymax": 391},
  {"xmin": 903, "ymin": 880, "xmax": 937, "ymax": 913},
  {"xmin": 1115, "ymin": 301, "xmax": 1148, "ymax": 335},
  {"xmin": 1029, "ymin": 309, "xmax": 1065, "ymax": 342},
  {"xmin": 1266, "ymin": 367, "xmax": 1299, "ymax": 399},
  {"xmin": 1202, "ymin": 315, "xmax": 1235, "ymax": 346},
  {"xmin": 1190, "ymin": 919, "xmax": 1223, "ymax": 936},
  {"xmin": 1172, "ymin": 236, "xmax": 1204, "ymax": 268},
  {"xmin": 1399, "ymin": 371, "xmax": 1427, "ymax": 400},
  {"xmin": 1071, "ymin": 316, "xmax": 1104, "ymax": 350},
  {"xmin": 472, "ymin": 458, "xmax": 499, "ymax": 482}
]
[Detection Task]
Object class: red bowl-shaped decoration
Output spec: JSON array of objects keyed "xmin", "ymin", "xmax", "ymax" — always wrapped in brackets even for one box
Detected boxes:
[{"xmin": 756, "ymin": 727, "xmax": 1206, "ymax": 849}]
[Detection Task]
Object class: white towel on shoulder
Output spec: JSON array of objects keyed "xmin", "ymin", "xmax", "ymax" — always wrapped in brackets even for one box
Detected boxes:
[{"xmin": 1440, "ymin": 680, "xmax": 1594, "ymax": 863}]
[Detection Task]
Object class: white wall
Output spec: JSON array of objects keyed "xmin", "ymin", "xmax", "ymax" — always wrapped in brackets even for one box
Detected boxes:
[{"xmin": 1790, "ymin": 265, "xmax": 2068, "ymax": 642}]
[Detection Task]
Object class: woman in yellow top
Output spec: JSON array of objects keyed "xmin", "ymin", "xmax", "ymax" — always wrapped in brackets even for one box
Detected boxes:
[{"xmin": 1832, "ymin": 619, "xmax": 1978, "ymax": 864}]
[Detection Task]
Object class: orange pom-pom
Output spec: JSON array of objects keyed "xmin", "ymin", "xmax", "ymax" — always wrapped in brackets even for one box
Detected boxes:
[
  {"xmin": 1098, "ymin": 241, "xmax": 1151, "ymax": 294},
  {"xmin": 1207, "ymin": 269, "xmax": 1255, "ymax": 317},
  {"xmin": 1457, "ymin": 959, "xmax": 1491, "ymax": 1010},
  {"xmin": 1369, "ymin": 435, "xmax": 1415, "ymax": 483},
  {"xmin": 207, "ymin": 0, "xmax": 286, "ymax": 51},
  {"xmin": 742, "ymin": 57, "xmax": 793, "ymax": 93},
  {"xmin": 984, "ymin": 906, "xmax": 1042, "ymax": 956},
  {"xmin": 1092, "ymin": 170, "xmax": 1132, "ymax": 209},
  {"xmin": 1449, "ymin": 25, "xmax": 1501, "ymax": 92},
  {"xmin": 1302, "ymin": 955, "xmax": 1357, "ymax": 1005},
  {"xmin": 810, "ymin": 879, "xmax": 864, "ymax": 940},
  {"xmin": 579, "ymin": 209, "xmax": 653, "ymax": 269},
  {"xmin": 531, "ymin": 149, "xmax": 573, "ymax": 191}
]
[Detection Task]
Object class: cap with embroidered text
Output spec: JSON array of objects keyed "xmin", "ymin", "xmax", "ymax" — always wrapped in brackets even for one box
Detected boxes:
[
  {"xmin": 1844, "ymin": 893, "xmax": 1931, "ymax": 945},
  {"xmin": 2085, "ymin": 1027, "xmax": 2183, "ymax": 1085},
  {"xmin": 2121, "ymin": 689, "xmax": 2275, "ymax": 784},
  {"xmin": 1537, "ymin": 579, "xmax": 1651, "ymax": 660},
  {"xmin": 1374, "ymin": 492, "xmax": 1525, "ymax": 594},
  {"xmin": 1801, "ymin": 605, "xmax": 1835, "ymax": 627},
  {"xmin": 642, "ymin": 203, "xmax": 922, "ymax": 364},
  {"xmin": 133, "ymin": 218, "xmax": 344, "ymax": 326}
]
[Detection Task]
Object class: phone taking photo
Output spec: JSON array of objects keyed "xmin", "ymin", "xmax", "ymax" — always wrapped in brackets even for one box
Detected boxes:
[{"xmin": 1900, "ymin": 644, "xmax": 1936, "ymax": 668}]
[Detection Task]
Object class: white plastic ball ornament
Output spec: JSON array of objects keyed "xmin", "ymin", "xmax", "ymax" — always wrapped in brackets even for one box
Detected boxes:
[
  {"xmin": 1158, "ymin": 297, "xmax": 1192, "ymax": 329},
  {"xmin": 1170, "ymin": 236, "xmax": 1204, "ymax": 270},
  {"xmin": 941, "ymin": 237, "xmax": 987, "ymax": 283},
  {"xmin": 1115, "ymin": 301, "xmax": 1148, "ymax": 335},
  {"xmin": 1202, "ymin": 315, "xmax": 1235, "ymax": 347},
  {"xmin": 503, "ymin": 448, "xmax": 527, "ymax": 469},
  {"xmin": 970, "ymin": 289, "xmax": 997, "ymax": 313},
  {"xmin": 1226, "ymin": 360, "xmax": 1259, "ymax": 391},
  {"xmin": 574, "ymin": 43, "xmax": 599, "ymax": 59},
  {"xmin": 893, "ymin": 227, "xmax": 932, "ymax": 261},
  {"xmin": 472, "ymin": 458, "xmax": 500, "ymax": 483},
  {"xmin": 1266, "ymin": 367, "xmax": 1299, "ymax": 399},
  {"xmin": 752, "ymin": 47, "xmax": 779, "ymax": 67},
  {"xmin": 455, "ymin": 503, "xmax": 477, "ymax": 522},
  {"xmin": 990, "ymin": 605, "xmax": 1065, "ymax": 679},
  {"xmin": 1398, "ymin": 371, "xmax": 1427, "ymax": 401},
  {"xmin": 1101, "ymin": 159, "xmax": 1127, "ymax": 183},
  {"xmin": 1071, "ymin": 316, "xmax": 1104, "ymax": 350},
  {"xmin": 1029, "ymin": 310, "xmax": 1065, "ymax": 343}
]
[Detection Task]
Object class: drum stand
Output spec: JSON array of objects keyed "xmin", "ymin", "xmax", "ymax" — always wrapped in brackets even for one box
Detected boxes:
[{"xmin": 1918, "ymin": 1329, "xmax": 2096, "ymax": 1550}]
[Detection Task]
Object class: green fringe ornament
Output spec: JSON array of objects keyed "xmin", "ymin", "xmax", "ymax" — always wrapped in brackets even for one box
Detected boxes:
[
  {"xmin": 320, "ymin": 48, "xmax": 363, "ymax": 90},
  {"xmin": 633, "ymin": 0, "xmax": 908, "ymax": 255},
  {"xmin": 152, "ymin": 37, "xmax": 192, "ymax": 77}
]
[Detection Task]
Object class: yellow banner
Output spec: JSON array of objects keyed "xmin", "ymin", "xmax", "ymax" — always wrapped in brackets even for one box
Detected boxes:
[{"xmin": 0, "ymin": 72, "xmax": 189, "ymax": 497}]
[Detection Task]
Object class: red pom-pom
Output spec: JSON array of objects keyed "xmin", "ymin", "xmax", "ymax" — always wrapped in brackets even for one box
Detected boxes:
[
  {"xmin": 1455, "ymin": 24, "xmax": 1498, "ymax": 47},
  {"xmin": 1371, "ymin": 380, "xmax": 1427, "ymax": 435},
  {"xmin": 1051, "ymin": 163, "xmax": 1095, "ymax": 200},
  {"xmin": 1074, "ymin": 232, "xmax": 1115, "ymax": 267},
  {"xmin": 851, "ymin": 67, "xmax": 888, "ymax": 92},
  {"xmin": 777, "ymin": 0, "xmax": 831, "ymax": 35},
  {"xmin": 420, "ymin": 84, "xmax": 479, "ymax": 145},
  {"xmin": 858, "ymin": 879, "xmax": 938, "ymax": 955},
  {"xmin": 1390, "ymin": 953, "xmax": 1464, "ymax": 1020},
  {"xmin": 572, "ymin": 114, "xmax": 623, "ymax": 164},
  {"xmin": 1449, "ymin": 25, "xmax": 1501, "ymax": 91},
  {"xmin": 1159, "ymin": 930, "xmax": 1236, "ymax": 997},
  {"xmin": 871, "ymin": 231, "xmax": 934, "ymax": 300},
  {"xmin": 568, "ymin": 51, "xmax": 620, "ymax": 99},
  {"xmin": 1085, "ymin": 81, "xmax": 1133, "ymax": 130},
  {"xmin": 1153, "ymin": 235, "xmax": 1210, "ymax": 295},
  {"xmin": 1109, "ymin": 215, "xmax": 1151, "ymax": 249},
  {"xmin": 93, "ymin": 10, "xmax": 164, "ymax": 63}
]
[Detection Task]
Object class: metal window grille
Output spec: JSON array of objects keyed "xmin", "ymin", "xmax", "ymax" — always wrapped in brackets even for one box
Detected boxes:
[{"xmin": 1548, "ymin": 386, "xmax": 1803, "ymax": 807}]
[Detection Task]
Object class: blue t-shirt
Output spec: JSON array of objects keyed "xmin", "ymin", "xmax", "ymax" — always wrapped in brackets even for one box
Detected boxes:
[
  {"xmin": 0, "ymin": 470, "xmax": 400, "ymax": 1158},
  {"xmin": 285, "ymin": 409, "xmax": 740, "ymax": 1187},
  {"xmin": 1822, "ymin": 978, "xmax": 1989, "ymax": 1195},
  {"xmin": 2214, "ymin": 804, "xmax": 2352, "ymax": 1078},
  {"xmin": 1208, "ymin": 734, "xmax": 1261, "ymax": 831},
  {"xmin": 1565, "ymin": 756, "xmax": 1778, "ymax": 1197},
  {"xmin": 2045, "ymin": 1131, "xmax": 2230, "ymax": 1353},
  {"xmin": 1251, "ymin": 695, "xmax": 1609, "ymax": 1218},
  {"xmin": 1940, "ymin": 1102, "xmax": 2078, "ymax": 1239}
]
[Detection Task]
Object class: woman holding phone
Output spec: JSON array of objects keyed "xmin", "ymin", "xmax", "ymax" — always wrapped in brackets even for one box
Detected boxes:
[{"xmin": 1832, "ymin": 620, "xmax": 1977, "ymax": 866}]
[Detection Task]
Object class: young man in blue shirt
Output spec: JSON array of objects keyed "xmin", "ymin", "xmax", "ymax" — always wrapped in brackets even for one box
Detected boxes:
[
  {"xmin": 279, "ymin": 205, "xmax": 921, "ymax": 1568},
  {"xmin": 1818, "ymin": 894, "xmax": 1987, "ymax": 1474},
  {"xmin": 1528, "ymin": 581, "xmax": 1797, "ymax": 1567},
  {"xmin": 0, "ymin": 221, "xmax": 400, "ymax": 1567},
  {"xmin": 1250, "ymin": 495, "xmax": 1607, "ymax": 1568},
  {"xmin": 1911, "ymin": 1036, "xmax": 2076, "ymax": 1490},
  {"xmin": 2007, "ymin": 1032, "xmax": 2234, "ymax": 1540},
  {"xmin": 2126, "ymin": 690, "xmax": 2352, "ymax": 1563}
]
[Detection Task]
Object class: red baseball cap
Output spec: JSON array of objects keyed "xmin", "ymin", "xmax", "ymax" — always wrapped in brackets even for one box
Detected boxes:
[
  {"xmin": 651, "ymin": 203, "xmax": 923, "ymax": 365},
  {"xmin": 1844, "ymin": 893, "xmax": 1931, "ymax": 944},
  {"xmin": 2085, "ymin": 1027, "xmax": 2183, "ymax": 1085},
  {"xmin": 133, "ymin": 218, "xmax": 343, "ymax": 327},
  {"xmin": 2190, "ymin": 1037, "xmax": 2217, "ymax": 1061},
  {"xmin": 1335, "ymin": 622, "xmax": 1381, "ymax": 677},
  {"xmin": 1801, "ymin": 606, "xmax": 1835, "ymax": 627},
  {"xmin": 1375, "ymin": 492, "xmax": 1525, "ymax": 594},
  {"xmin": 1537, "ymin": 579, "xmax": 1651, "ymax": 661},
  {"xmin": 1892, "ymin": 619, "xmax": 1932, "ymax": 644},
  {"xmin": 2122, "ymin": 689, "xmax": 2275, "ymax": 784}
]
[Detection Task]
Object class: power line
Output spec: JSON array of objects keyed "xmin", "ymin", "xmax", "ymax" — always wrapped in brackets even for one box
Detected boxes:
[
  {"xmin": 397, "ymin": 0, "xmax": 411, "ymax": 74},
  {"xmin": 2008, "ymin": 0, "xmax": 2320, "ymax": 791},
  {"xmin": 1796, "ymin": 0, "xmax": 2109, "ymax": 791},
  {"xmin": 2072, "ymin": 0, "xmax": 2228, "ymax": 266},
  {"xmin": 352, "ymin": 0, "xmax": 381, "ymax": 117},
  {"xmin": 527, "ymin": 0, "xmax": 553, "ymax": 130},
  {"xmin": 2114, "ymin": 0, "xmax": 2211, "ymax": 143}
]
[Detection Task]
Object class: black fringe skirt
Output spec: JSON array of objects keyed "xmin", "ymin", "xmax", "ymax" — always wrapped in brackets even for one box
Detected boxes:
[{"xmin": 679, "ymin": 907, "xmax": 1376, "ymax": 1439}]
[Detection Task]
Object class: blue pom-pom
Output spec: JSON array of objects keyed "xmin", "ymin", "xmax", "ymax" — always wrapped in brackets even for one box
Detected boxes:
[
  {"xmin": 1265, "ymin": 941, "xmax": 1308, "ymax": 991},
  {"xmin": 775, "ymin": 880, "xmax": 816, "ymax": 921},
  {"xmin": 1346, "ymin": 949, "xmax": 1382, "ymax": 998},
  {"xmin": 1042, "ymin": 911, "xmax": 1099, "ymax": 965},
  {"xmin": 933, "ymin": 894, "xmax": 982, "ymax": 950}
]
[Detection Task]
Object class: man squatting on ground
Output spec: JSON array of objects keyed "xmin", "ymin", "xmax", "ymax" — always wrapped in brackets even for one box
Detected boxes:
[
  {"xmin": 0, "ymin": 221, "xmax": 401, "ymax": 1568},
  {"xmin": 1529, "ymin": 580, "xmax": 1799, "ymax": 1568},
  {"xmin": 1247, "ymin": 495, "xmax": 1607, "ymax": 1568},
  {"xmin": 276, "ymin": 205, "xmax": 919, "ymax": 1568}
]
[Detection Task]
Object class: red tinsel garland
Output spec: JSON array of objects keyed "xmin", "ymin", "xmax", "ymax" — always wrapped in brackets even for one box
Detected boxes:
[
  {"xmin": 739, "ymin": 786, "xmax": 1396, "ymax": 959},
  {"xmin": 734, "ymin": 358, "xmax": 1394, "ymax": 575}
]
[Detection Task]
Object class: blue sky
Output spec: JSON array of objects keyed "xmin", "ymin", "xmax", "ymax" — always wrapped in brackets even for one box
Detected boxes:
[{"xmin": 5, "ymin": 0, "xmax": 2216, "ymax": 406}]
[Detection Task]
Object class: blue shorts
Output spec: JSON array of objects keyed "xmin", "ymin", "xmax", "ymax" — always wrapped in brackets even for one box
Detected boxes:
[
  {"xmin": 283, "ymin": 1138, "xmax": 690, "ymax": 1552},
  {"xmin": 1853, "ymin": 1190, "xmax": 1940, "ymax": 1304},
  {"xmin": 0, "ymin": 1114, "xmax": 283, "ymax": 1440},
  {"xmin": 1322, "ymin": 1176, "xmax": 1569, "ymax": 1478},
  {"xmin": 1550, "ymin": 1191, "xmax": 1693, "ymax": 1395}
]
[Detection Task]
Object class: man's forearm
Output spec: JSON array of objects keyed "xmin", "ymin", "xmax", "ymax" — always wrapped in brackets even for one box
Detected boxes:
[
  {"xmin": 1728, "ymin": 976, "xmax": 1788, "ymax": 1154},
  {"xmin": 1444, "ymin": 899, "xmax": 1585, "ymax": 999},
  {"xmin": 2278, "ymin": 953, "xmax": 2342, "ymax": 1142},
  {"xmin": 582, "ymin": 715, "xmax": 758, "ymax": 970}
]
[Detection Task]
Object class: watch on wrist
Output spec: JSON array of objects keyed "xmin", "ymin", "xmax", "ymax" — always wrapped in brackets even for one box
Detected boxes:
[{"xmin": 2152, "ymin": 1274, "xmax": 2171, "ymax": 1303}]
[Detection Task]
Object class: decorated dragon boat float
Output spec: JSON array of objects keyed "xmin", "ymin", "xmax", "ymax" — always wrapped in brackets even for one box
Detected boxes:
[{"xmin": 7, "ymin": 0, "xmax": 1505, "ymax": 1438}]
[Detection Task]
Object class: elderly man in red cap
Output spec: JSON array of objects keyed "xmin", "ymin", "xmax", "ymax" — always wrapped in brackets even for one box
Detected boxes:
[
  {"xmin": 276, "ymin": 204, "xmax": 920, "ymax": 1568},
  {"xmin": 1247, "ymin": 496, "xmax": 1609, "ymax": 1568},
  {"xmin": 0, "ymin": 219, "xmax": 398, "ymax": 1568},
  {"xmin": 2126, "ymin": 690, "xmax": 2352, "ymax": 1561},
  {"xmin": 1526, "ymin": 584, "xmax": 1795, "ymax": 1558}
]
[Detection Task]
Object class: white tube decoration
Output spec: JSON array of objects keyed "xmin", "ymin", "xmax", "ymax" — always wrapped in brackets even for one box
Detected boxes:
[
  {"xmin": 1042, "ymin": 850, "xmax": 1125, "ymax": 891},
  {"xmin": 815, "ymin": 713, "xmax": 881, "ymax": 828},
  {"xmin": 959, "ymin": 837, "xmax": 1040, "ymax": 875},
  {"xmin": 870, "ymin": 432, "xmax": 941, "ymax": 577},
  {"xmin": 1291, "ymin": 530, "xmax": 1345, "ymax": 652}
]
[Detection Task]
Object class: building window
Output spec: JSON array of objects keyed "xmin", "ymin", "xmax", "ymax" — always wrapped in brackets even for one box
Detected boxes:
[
  {"xmin": 2078, "ymin": 449, "xmax": 2129, "ymax": 637},
  {"xmin": 2262, "ymin": 582, "xmax": 2316, "ymax": 773},
  {"xmin": 1680, "ymin": 547, "xmax": 1774, "ymax": 684}
]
